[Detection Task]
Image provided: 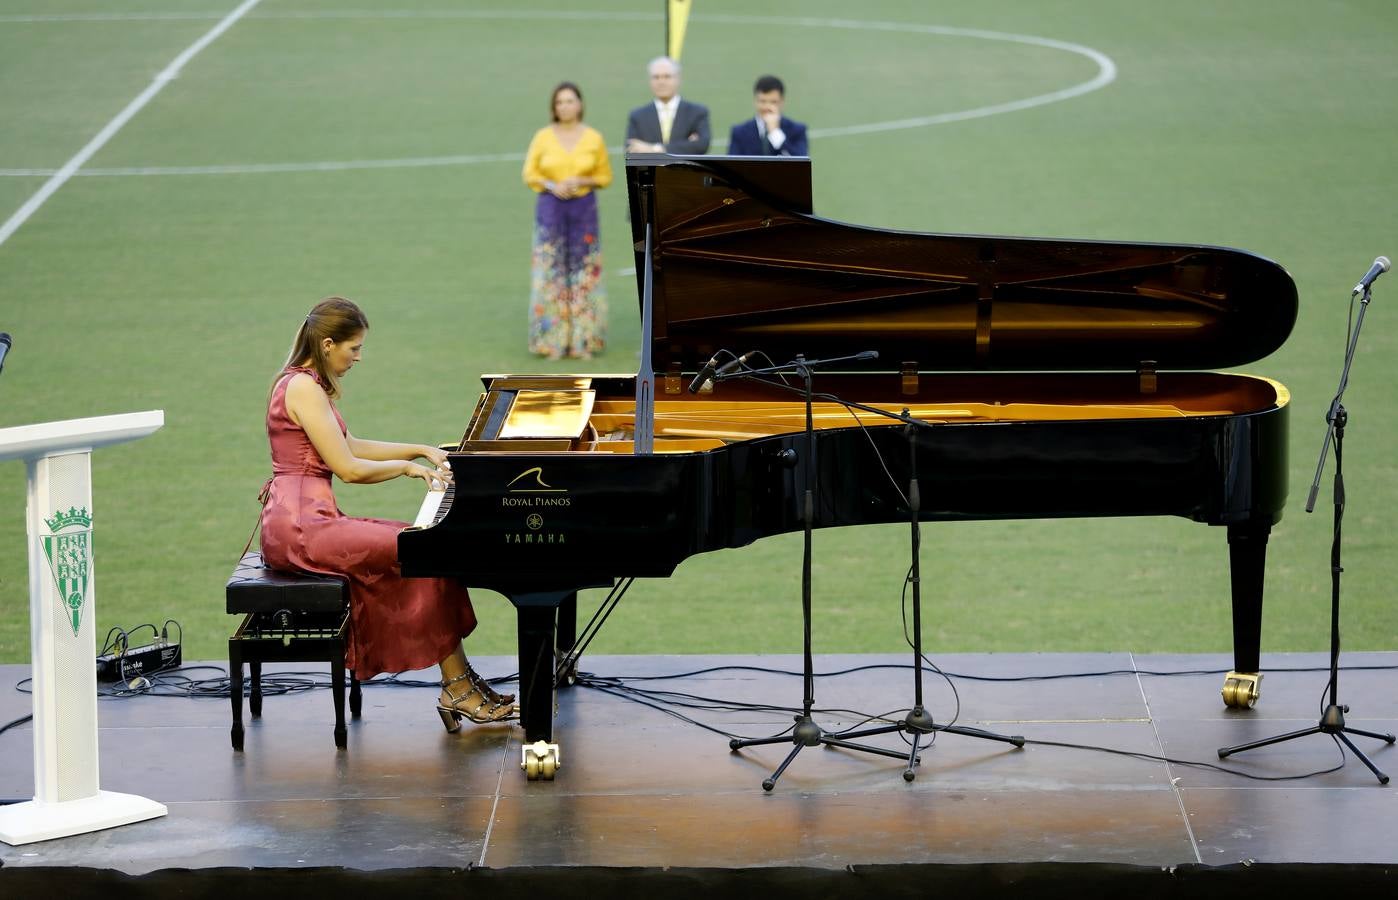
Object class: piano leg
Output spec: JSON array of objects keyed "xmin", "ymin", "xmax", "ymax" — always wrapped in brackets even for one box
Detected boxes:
[
  {"xmin": 514, "ymin": 591, "xmax": 569, "ymax": 781},
  {"xmin": 1224, "ymin": 522, "xmax": 1270, "ymax": 708}
]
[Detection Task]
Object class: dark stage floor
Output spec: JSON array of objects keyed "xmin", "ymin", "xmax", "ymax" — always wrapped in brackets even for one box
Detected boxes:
[{"xmin": 1, "ymin": 651, "xmax": 1395, "ymax": 892}]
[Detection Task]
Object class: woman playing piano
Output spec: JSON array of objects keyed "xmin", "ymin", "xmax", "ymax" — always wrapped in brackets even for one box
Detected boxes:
[{"xmin": 259, "ymin": 296, "xmax": 515, "ymax": 729}]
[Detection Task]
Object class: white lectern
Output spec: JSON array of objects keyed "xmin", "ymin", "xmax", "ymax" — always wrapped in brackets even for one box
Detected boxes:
[{"xmin": 0, "ymin": 410, "xmax": 167, "ymax": 845}]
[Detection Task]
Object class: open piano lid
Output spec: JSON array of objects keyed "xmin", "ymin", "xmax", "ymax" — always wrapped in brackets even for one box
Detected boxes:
[{"xmin": 627, "ymin": 155, "xmax": 1297, "ymax": 373}]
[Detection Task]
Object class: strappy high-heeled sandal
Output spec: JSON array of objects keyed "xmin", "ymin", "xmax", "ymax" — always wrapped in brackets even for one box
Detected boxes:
[
  {"xmin": 437, "ymin": 670, "xmax": 517, "ymax": 732},
  {"xmin": 461, "ymin": 659, "xmax": 515, "ymax": 706}
]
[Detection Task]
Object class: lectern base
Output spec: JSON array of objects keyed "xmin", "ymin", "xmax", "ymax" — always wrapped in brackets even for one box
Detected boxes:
[{"xmin": 0, "ymin": 790, "xmax": 167, "ymax": 845}]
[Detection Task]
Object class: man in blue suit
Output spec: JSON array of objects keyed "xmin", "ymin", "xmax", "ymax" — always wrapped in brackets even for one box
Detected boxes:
[{"xmin": 727, "ymin": 75, "xmax": 808, "ymax": 157}]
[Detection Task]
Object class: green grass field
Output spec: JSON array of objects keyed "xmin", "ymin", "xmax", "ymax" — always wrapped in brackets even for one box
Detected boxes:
[{"xmin": 1, "ymin": 0, "xmax": 1396, "ymax": 666}]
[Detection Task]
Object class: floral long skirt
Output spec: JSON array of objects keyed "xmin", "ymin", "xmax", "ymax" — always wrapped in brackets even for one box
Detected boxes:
[{"xmin": 528, "ymin": 191, "xmax": 606, "ymax": 358}]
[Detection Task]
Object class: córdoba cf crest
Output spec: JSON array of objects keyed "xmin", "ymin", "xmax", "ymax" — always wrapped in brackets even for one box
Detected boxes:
[{"xmin": 42, "ymin": 506, "xmax": 92, "ymax": 637}]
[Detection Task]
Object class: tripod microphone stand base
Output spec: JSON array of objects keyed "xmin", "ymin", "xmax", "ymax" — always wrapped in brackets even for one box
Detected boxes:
[
  {"xmin": 1218, "ymin": 704, "xmax": 1395, "ymax": 784},
  {"xmin": 730, "ymin": 715, "xmax": 923, "ymax": 792},
  {"xmin": 835, "ymin": 706, "xmax": 1026, "ymax": 783}
]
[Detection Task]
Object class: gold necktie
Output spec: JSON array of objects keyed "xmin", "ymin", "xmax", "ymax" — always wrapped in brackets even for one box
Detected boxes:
[{"xmin": 659, "ymin": 106, "xmax": 675, "ymax": 145}]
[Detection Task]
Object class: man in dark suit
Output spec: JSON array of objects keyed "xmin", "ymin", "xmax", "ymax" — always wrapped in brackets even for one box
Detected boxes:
[
  {"xmin": 625, "ymin": 56, "xmax": 710, "ymax": 155},
  {"xmin": 727, "ymin": 74, "xmax": 808, "ymax": 157}
]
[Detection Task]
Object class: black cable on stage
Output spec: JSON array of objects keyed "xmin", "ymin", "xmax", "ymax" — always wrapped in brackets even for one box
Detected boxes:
[
  {"xmin": 573, "ymin": 670, "xmax": 1362, "ymax": 784},
  {"xmin": 7, "ymin": 666, "xmax": 526, "ymax": 701},
  {"xmin": 579, "ymin": 680, "xmax": 789, "ymax": 741},
  {"xmin": 575, "ymin": 671, "xmax": 900, "ymax": 724},
  {"xmin": 4, "ymin": 658, "xmax": 1387, "ymax": 707},
  {"xmin": 2, "ymin": 651, "xmax": 1390, "ymax": 786},
  {"xmin": 1022, "ymin": 733, "xmax": 1348, "ymax": 782},
  {"xmin": 571, "ymin": 660, "xmax": 1398, "ymax": 683},
  {"xmin": 0, "ymin": 664, "xmax": 1374, "ymax": 785},
  {"xmin": 585, "ymin": 659, "xmax": 1392, "ymax": 782},
  {"xmin": 577, "ymin": 674, "xmax": 907, "ymax": 743}
]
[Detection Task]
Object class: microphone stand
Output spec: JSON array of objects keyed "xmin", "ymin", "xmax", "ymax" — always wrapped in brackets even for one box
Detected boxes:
[
  {"xmin": 1217, "ymin": 283, "xmax": 1395, "ymax": 783},
  {"xmin": 725, "ymin": 353, "xmax": 918, "ymax": 790},
  {"xmin": 721, "ymin": 353, "xmax": 1021, "ymax": 789},
  {"xmin": 825, "ymin": 419, "xmax": 1024, "ymax": 781}
]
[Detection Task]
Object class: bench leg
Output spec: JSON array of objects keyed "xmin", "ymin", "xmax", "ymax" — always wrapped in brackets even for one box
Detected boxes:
[
  {"xmin": 331, "ymin": 648, "xmax": 347, "ymax": 749},
  {"xmin": 249, "ymin": 661, "xmax": 263, "ymax": 718},
  {"xmin": 349, "ymin": 674, "xmax": 362, "ymax": 719},
  {"xmin": 229, "ymin": 640, "xmax": 245, "ymax": 751}
]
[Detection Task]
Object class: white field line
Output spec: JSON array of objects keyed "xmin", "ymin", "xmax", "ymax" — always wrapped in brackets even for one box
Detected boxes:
[
  {"xmin": 0, "ymin": 9, "xmax": 660, "ymax": 24},
  {"xmin": 0, "ymin": 12, "xmax": 1115, "ymax": 180},
  {"xmin": 0, "ymin": 0, "xmax": 264, "ymax": 249}
]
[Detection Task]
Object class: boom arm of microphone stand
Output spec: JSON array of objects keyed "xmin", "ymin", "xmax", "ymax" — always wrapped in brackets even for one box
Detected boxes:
[
  {"xmin": 1305, "ymin": 424, "xmax": 1334, "ymax": 513},
  {"xmin": 1306, "ymin": 283, "xmax": 1376, "ymax": 512},
  {"xmin": 711, "ymin": 350, "xmax": 881, "ymax": 382},
  {"xmin": 713, "ymin": 369, "xmax": 939, "ymax": 432}
]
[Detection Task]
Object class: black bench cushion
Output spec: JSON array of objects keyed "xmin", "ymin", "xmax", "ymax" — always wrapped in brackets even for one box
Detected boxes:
[{"xmin": 227, "ymin": 551, "xmax": 347, "ymax": 614}]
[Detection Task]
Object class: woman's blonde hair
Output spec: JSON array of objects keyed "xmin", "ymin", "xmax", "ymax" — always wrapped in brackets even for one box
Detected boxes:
[{"xmin": 276, "ymin": 296, "xmax": 369, "ymax": 400}]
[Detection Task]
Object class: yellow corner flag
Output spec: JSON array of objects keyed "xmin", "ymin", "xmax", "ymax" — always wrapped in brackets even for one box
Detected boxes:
[{"xmin": 667, "ymin": 0, "xmax": 692, "ymax": 61}]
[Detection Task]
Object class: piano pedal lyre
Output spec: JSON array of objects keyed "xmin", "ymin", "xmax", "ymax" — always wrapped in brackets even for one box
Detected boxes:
[
  {"xmin": 1221, "ymin": 671, "xmax": 1262, "ymax": 708},
  {"xmin": 522, "ymin": 740, "xmax": 560, "ymax": 781}
]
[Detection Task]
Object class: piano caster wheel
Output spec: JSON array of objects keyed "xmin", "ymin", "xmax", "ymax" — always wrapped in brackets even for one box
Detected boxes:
[
  {"xmin": 522, "ymin": 740, "xmax": 560, "ymax": 781},
  {"xmin": 1221, "ymin": 671, "xmax": 1262, "ymax": 709},
  {"xmin": 231, "ymin": 724, "xmax": 244, "ymax": 752}
]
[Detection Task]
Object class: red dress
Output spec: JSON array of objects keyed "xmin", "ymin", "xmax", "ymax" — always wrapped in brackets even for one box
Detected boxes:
[{"xmin": 260, "ymin": 367, "xmax": 476, "ymax": 678}]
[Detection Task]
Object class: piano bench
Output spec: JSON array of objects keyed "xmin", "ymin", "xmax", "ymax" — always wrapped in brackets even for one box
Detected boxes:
[{"xmin": 226, "ymin": 551, "xmax": 361, "ymax": 751}]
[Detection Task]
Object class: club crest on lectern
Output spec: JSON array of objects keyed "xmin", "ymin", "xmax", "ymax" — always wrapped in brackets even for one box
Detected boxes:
[{"xmin": 42, "ymin": 506, "xmax": 92, "ymax": 637}]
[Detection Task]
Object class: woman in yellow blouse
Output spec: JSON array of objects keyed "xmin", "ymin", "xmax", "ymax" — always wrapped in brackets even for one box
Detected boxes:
[{"xmin": 522, "ymin": 82, "xmax": 614, "ymax": 359}]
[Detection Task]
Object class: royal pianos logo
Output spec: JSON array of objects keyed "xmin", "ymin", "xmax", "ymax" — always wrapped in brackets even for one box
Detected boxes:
[
  {"xmin": 42, "ymin": 506, "xmax": 92, "ymax": 637},
  {"xmin": 502, "ymin": 467, "xmax": 572, "ymax": 507},
  {"xmin": 503, "ymin": 467, "xmax": 569, "ymax": 545}
]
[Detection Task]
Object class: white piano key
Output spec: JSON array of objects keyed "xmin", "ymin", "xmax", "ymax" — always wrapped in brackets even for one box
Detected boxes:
[{"xmin": 413, "ymin": 488, "xmax": 446, "ymax": 528}]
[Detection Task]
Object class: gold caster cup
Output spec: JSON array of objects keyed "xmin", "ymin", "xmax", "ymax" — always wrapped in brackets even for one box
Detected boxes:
[
  {"xmin": 522, "ymin": 740, "xmax": 560, "ymax": 781},
  {"xmin": 1221, "ymin": 671, "xmax": 1262, "ymax": 708}
]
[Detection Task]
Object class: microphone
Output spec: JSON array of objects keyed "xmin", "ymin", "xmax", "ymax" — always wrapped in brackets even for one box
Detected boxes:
[
  {"xmin": 688, "ymin": 352, "xmax": 724, "ymax": 394},
  {"xmin": 854, "ymin": 350, "xmax": 878, "ymax": 362},
  {"xmin": 0, "ymin": 333, "xmax": 10, "ymax": 377},
  {"xmin": 714, "ymin": 351, "xmax": 757, "ymax": 379},
  {"xmin": 1353, "ymin": 256, "xmax": 1390, "ymax": 296}
]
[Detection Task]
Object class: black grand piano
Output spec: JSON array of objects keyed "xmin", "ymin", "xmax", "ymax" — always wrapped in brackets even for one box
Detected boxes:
[{"xmin": 401, "ymin": 155, "xmax": 1297, "ymax": 780}]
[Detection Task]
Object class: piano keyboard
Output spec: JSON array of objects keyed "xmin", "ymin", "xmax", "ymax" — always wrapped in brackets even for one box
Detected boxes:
[{"xmin": 413, "ymin": 484, "xmax": 453, "ymax": 529}]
